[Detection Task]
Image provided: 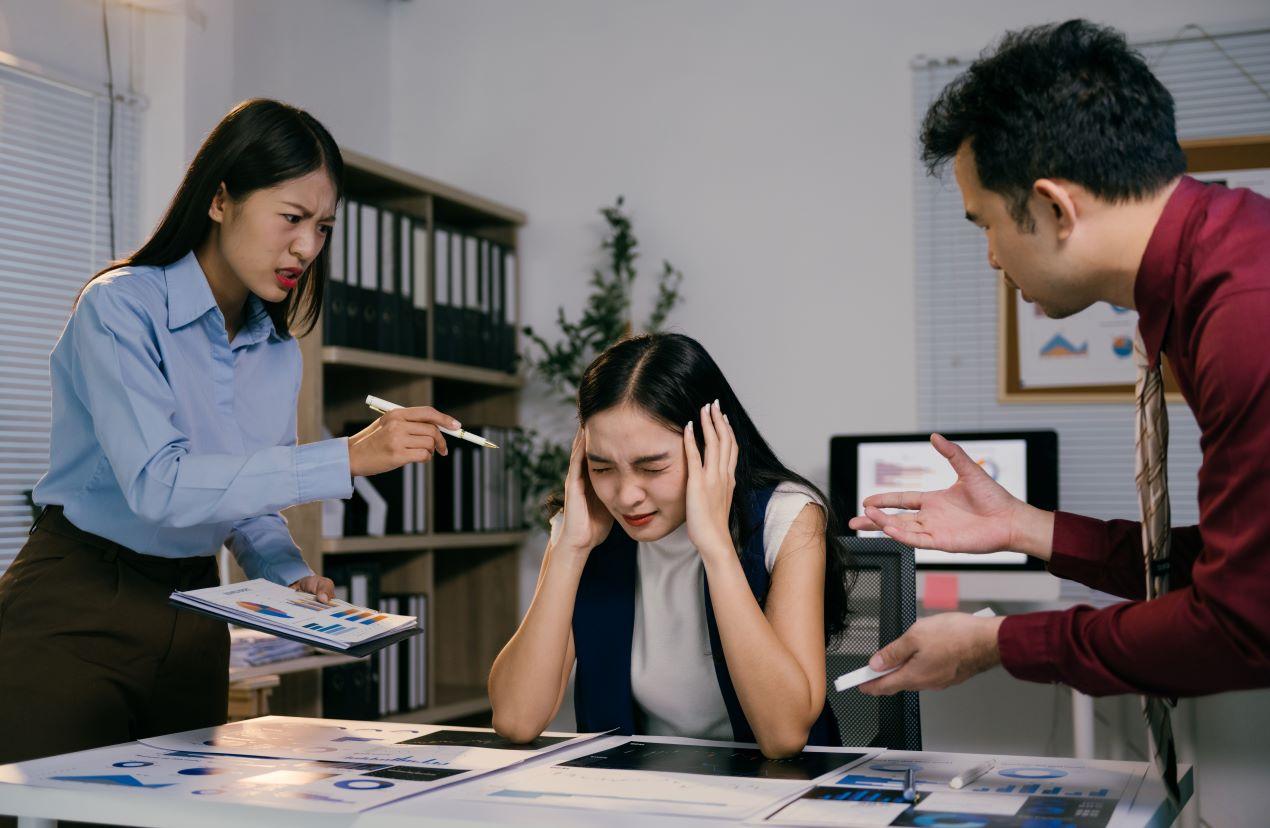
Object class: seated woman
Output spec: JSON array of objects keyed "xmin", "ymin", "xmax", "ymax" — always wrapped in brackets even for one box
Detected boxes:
[{"xmin": 489, "ymin": 333, "xmax": 851, "ymax": 757}]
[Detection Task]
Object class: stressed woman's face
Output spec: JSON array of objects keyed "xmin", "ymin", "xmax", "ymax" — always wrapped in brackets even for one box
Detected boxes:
[
  {"xmin": 584, "ymin": 404, "xmax": 689, "ymax": 542},
  {"xmin": 212, "ymin": 168, "xmax": 336, "ymax": 305}
]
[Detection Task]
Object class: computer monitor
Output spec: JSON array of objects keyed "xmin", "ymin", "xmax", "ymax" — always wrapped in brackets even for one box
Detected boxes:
[{"xmin": 830, "ymin": 430, "xmax": 1058, "ymax": 570}]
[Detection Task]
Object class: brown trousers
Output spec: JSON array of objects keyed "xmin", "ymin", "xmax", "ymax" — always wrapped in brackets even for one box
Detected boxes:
[{"xmin": 0, "ymin": 507, "xmax": 229, "ymax": 765}]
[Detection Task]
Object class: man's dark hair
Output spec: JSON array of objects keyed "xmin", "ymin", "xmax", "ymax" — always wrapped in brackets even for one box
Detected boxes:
[{"xmin": 921, "ymin": 19, "xmax": 1187, "ymax": 230}]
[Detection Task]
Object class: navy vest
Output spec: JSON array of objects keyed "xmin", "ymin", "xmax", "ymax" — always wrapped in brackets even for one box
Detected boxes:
[{"xmin": 571, "ymin": 487, "xmax": 841, "ymax": 746}]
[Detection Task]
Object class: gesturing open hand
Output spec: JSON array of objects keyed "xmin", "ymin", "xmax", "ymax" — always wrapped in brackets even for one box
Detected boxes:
[
  {"xmin": 847, "ymin": 433, "xmax": 1025, "ymax": 554},
  {"xmin": 683, "ymin": 400, "xmax": 737, "ymax": 556}
]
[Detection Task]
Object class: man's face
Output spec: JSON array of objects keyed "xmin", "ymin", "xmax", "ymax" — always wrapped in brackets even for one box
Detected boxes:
[{"xmin": 953, "ymin": 142, "xmax": 1098, "ymax": 319}]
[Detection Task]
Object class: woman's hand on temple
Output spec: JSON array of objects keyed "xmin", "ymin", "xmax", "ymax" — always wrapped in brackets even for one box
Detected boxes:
[
  {"xmin": 684, "ymin": 400, "xmax": 737, "ymax": 557},
  {"xmin": 556, "ymin": 429, "xmax": 613, "ymax": 556}
]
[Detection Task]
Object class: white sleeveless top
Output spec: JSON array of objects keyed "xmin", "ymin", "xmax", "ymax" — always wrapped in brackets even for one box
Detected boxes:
[{"xmin": 630, "ymin": 482, "xmax": 820, "ymax": 739}]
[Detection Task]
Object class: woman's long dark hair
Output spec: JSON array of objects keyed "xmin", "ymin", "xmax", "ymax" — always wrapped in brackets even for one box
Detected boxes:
[
  {"xmin": 573, "ymin": 332, "xmax": 853, "ymax": 637},
  {"xmin": 82, "ymin": 98, "xmax": 343, "ymax": 337}
]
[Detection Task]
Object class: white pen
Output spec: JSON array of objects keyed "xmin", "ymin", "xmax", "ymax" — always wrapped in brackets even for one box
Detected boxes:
[
  {"xmin": 949, "ymin": 759, "xmax": 995, "ymax": 789},
  {"xmin": 365, "ymin": 395, "xmax": 499, "ymax": 449}
]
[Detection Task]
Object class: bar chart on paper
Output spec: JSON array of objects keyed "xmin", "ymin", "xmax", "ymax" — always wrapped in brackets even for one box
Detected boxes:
[{"xmin": 834, "ymin": 753, "xmax": 1131, "ymax": 800}]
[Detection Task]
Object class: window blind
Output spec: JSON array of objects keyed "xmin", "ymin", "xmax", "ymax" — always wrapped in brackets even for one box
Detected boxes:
[{"xmin": 0, "ymin": 59, "xmax": 141, "ymax": 574}]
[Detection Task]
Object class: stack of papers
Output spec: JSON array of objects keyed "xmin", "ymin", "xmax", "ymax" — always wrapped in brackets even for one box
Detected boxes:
[
  {"xmin": 229, "ymin": 628, "xmax": 311, "ymax": 667},
  {"xmin": 0, "ymin": 718, "xmax": 605, "ymax": 816},
  {"xmin": 171, "ymin": 579, "xmax": 419, "ymax": 657}
]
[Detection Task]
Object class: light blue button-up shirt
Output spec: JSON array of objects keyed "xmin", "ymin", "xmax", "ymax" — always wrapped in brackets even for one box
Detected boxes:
[{"xmin": 33, "ymin": 251, "xmax": 352, "ymax": 586}]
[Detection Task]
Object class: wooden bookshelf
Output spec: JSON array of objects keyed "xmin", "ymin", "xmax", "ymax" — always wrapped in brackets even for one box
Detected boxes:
[
  {"xmin": 255, "ymin": 151, "xmax": 527, "ymax": 726},
  {"xmin": 323, "ymin": 531, "xmax": 531, "ymax": 555},
  {"xmin": 375, "ymin": 690, "xmax": 490, "ymax": 726},
  {"xmin": 229, "ymin": 653, "xmax": 361, "ymax": 682},
  {"xmin": 322, "ymin": 346, "xmax": 525, "ymax": 389},
  {"xmin": 379, "ymin": 687, "xmax": 493, "ymax": 724}
]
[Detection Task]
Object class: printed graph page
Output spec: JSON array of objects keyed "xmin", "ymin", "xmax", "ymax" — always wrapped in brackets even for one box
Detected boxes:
[
  {"xmin": 762, "ymin": 785, "xmax": 1123, "ymax": 827},
  {"xmin": 449, "ymin": 735, "xmax": 871, "ymax": 820},
  {"xmin": 0, "ymin": 742, "xmax": 463, "ymax": 814},
  {"xmin": 171, "ymin": 579, "xmax": 416, "ymax": 648},
  {"xmin": 832, "ymin": 751, "xmax": 1136, "ymax": 799},
  {"xmin": 138, "ymin": 716, "xmax": 602, "ymax": 772},
  {"xmin": 759, "ymin": 752, "xmax": 1143, "ymax": 828}
]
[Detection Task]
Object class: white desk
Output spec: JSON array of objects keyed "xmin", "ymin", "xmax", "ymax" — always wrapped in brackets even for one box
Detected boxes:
[{"xmin": 0, "ymin": 726, "xmax": 1193, "ymax": 828}]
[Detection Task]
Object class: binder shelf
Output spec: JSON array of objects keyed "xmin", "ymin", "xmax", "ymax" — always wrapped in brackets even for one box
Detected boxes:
[
  {"xmin": 322, "ymin": 346, "xmax": 524, "ymax": 389},
  {"xmin": 220, "ymin": 150, "xmax": 528, "ymax": 726}
]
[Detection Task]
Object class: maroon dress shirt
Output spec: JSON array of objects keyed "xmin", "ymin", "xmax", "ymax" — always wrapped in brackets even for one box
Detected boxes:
[{"xmin": 997, "ymin": 175, "xmax": 1270, "ymax": 696}]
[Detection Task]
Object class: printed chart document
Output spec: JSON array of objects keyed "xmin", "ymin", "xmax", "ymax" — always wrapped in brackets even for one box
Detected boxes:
[
  {"xmin": 833, "ymin": 751, "xmax": 1135, "ymax": 799},
  {"xmin": 140, "ymin": 716, "xmax": 601, "ymax": 775},
  {"xmin": 762, "ymin": 785, "xmax": 928, "ymax": 826},
  {"xmin": 762, "ymin": 785, "xmax": 1122, "ymax": 827},
  {"xmin": 170, "ymin": 579, "xmax": 419, "ymax": 656},
  {"xmin": 834, "ymin": 750, "xmax": 1000, "ymax": 790},
  {"xmin": 761, "ymin": 751, "xmax": 1139, "ymax": 828},
  {"xmin": 0, "ymin": 742, "xmax": 452, "ymax": 814},
  {"xmin": 458, "ymin": 735, "xmax": 868, "ymax": 819}
]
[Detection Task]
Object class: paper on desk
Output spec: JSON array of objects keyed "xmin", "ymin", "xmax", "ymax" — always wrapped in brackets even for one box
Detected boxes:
[
  {"xmin": 447, "ymin": 734, "xmax": 871, "ymax": 821},
  {"xmin": 138, "ymin": 716, "xmax": 603, "ymax": 772},
  {"xmin": 916, "ymin": 791, "xmax": 1027, "ymax": 815},
  {"xmin": 833, "ymin": 751, "xmax": 992, "ymax": 789},
  {"xmin": 763, "ymin": 752, "xmax": 1133, "ymax": 827},
  {"xmin": 763, "ymin": 785, "xmax": 920, "ymax": 825},
  {"xmin": 831, "ymin": 750, "xmax": 1136, "ymax": 801},
  {"xmin": 835, "ymin": 608, "xmax": 996, "ymax": 692},
  {"xmin": 978, "ymin": 759, "xmax": 1135, "ymax": 798},
  {"xmin": 0, "ymin": 742, "xmax": 457, "ymax": 814}
]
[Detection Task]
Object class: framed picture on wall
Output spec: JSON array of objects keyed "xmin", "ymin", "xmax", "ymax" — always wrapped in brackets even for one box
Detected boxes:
[{"xmin": 998, "ymin": 133, "xmax": 1270, "ymax": 403}]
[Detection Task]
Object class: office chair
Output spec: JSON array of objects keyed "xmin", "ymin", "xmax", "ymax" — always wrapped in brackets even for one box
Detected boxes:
[{"xmin": 825, "ymin": 536, "xmax": 921, "ymax": 750}]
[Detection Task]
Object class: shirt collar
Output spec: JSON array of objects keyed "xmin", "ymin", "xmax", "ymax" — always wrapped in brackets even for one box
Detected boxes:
[
  {"xmin": 164, "ymin": 251, "xmax": 219, "ymax": 331},
  {"xmin": 235, "ymin": 293, "xmax": 286, "ymax": 348},
  {"xmin": 1134, "ymin": 175, "xmax": 1206, "ymax": 369},
  {"xmin": 165, "ymin": 251, "xmax": 286, "ymax": 345}
]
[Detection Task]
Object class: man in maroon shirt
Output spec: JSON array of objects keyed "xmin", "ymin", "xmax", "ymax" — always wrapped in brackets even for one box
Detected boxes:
[{"xmin": 850, "ymin": 20, "xmax": 1270, "ymax": 698}]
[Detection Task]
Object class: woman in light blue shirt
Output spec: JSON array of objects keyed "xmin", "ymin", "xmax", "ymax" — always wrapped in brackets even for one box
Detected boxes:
[{"xmin": 0, "ymin": 99, "xmax": 456, "ymax": 765}]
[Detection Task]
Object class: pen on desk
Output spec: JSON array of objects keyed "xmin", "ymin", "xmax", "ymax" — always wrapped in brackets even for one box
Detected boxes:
[
  {"xmin": 365, "ymin": 395, "xmax": 499, "ymax": 449},
  {"xmin": 902, "ymin": 767, "xmax": 917, "ymax": 802},
  {"xmin": 949, "ymin": 759, "xmax": 994, "ymax": 789}
]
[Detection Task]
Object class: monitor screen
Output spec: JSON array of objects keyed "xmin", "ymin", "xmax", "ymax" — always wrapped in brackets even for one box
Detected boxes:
[{"xmin": 830, "ymin": 431, "xmax": 1058, "ymax": 570}]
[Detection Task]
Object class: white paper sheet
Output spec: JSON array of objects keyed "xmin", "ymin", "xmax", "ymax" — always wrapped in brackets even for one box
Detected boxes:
[
  {"xmin": 139, "ymin": 716, "xmax": 599, "ymax": 772},
  {"xmin": 171, "ymin": 580, "xmax": 416, "ymax": 649},
  {"xmin": 454, "ymin": 734, "xmax": 868, "ymax": 820},
  {"xmin": 765, "ymin": 794, "xmax": 912, "ymax": 826},
  {"xmin": 915, "ymin": 791, "xmax": 1027, "ymax": 815},
  {"xmin": 0, "ymin": 743, "xmax": 454, "ymax": 813},
  {"xmin": 831, "ymin": 751, "xmax": 1132, "ymax": 800}
]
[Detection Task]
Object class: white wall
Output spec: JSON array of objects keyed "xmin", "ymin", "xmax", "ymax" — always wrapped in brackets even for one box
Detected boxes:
[
  {"xmin": 229, "ymin": 0, "xmax": 394, "ymax": 159},
  {"xmin": 385, "ymin": 0, "xmax": 1270, "ymax": 489}
]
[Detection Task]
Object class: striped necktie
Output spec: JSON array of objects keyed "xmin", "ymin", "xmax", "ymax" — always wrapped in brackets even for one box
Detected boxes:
[{"xmin": 1132, "ymin": 329, "xmax": 1180, "ymax": 805}]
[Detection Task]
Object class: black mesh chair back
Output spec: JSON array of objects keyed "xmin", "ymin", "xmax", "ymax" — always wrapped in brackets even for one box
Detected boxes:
[{"xmin": 825, "ymin": 537, "xmax": 921, "ymax": 750}]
